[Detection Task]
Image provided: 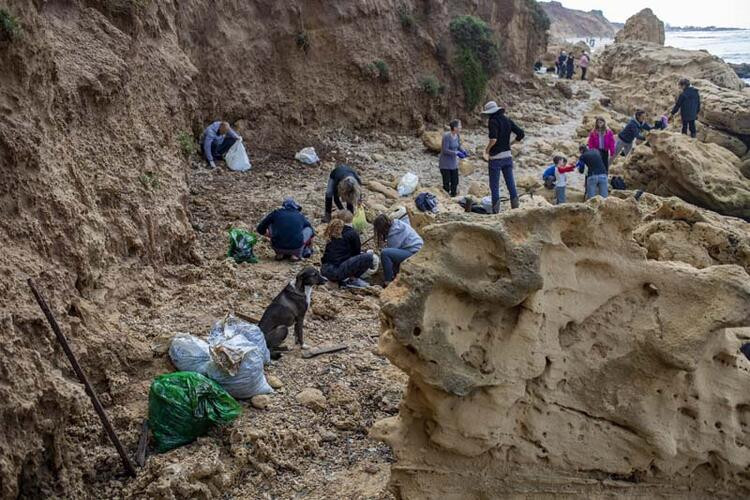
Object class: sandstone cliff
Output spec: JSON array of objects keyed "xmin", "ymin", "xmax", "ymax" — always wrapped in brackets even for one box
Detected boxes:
[
  {"xmin": 373, "ymin": 197, "xmax": 750, "ymax": 498},
  {"xmin": 0, "ymin": 0, "xmax": 548, "ymax": 496},
  {"xmin": 614, "ymin": 8, "xmax": 665, "ymax": 45},
  {"xmin": 542, "ymin": 1, "xmax": 616, "ymax": 39}
]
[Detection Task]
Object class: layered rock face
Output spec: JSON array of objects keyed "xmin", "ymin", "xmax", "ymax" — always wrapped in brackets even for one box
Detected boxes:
[
  {"xmin": 614, "ymin": 8, "xmax": 665, "ymax": 45},
  {"xmin": 373, "ymin": 198, "xmax": 750, "ymax": 498},
  {"xmin": 542, "ymin": 1, "xmax": 616, "ymax": 39}
]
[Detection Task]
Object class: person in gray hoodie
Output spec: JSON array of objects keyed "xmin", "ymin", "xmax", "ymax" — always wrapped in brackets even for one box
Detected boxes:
[
  {"xmin": 373, "ymin": 214, "xmax": 423, "ymax": 285},
  {"xmin": 439, "ymin": 119, "xmax": 464, "ymax": 197}
]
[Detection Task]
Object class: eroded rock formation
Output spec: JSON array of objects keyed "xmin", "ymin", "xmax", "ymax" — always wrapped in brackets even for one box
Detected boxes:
[
  {"xmin": 373, "ymin": 198, "xmax": 750, "ymax": 498},
  {"xmin": 614, "ymin": 8, "xmax": 665, "ymax": 45}
]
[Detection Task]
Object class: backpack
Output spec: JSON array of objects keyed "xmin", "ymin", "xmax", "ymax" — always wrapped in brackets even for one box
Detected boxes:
[
  {"xmin": 415, "ymin": 192, "xmax": 438, "ymax": 213},
  {"xmin": 611, "ymin": 176, "xmax": 626, "ymax": 190}
]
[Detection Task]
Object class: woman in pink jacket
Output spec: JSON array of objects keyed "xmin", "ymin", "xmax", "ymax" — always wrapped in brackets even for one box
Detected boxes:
[{"xmin": 587, "ymin": 117, "xmax": 616, "ymax": 167}]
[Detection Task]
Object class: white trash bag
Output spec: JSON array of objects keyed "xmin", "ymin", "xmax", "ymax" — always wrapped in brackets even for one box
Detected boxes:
[
  {"xmin": 205, "ymin": 333, "xmax": 273, "ymax": 399},
  {"xmin": 295, "ymin": 147, "xmax": 320, "ymax": 165},
  {"xmin": 397, "ymin": 172, "xmax": 419, "ymax": 196},
  {"xmin": 225, "ymin": 139, "xmax": 252, "ymax": 172},
  {"xmin": 169, "ymin": 333, "xmax": 210, "ymax": 373},
  {"xmin": 209, "ymin": 314, "xmax": 270, "ymax": 364}
]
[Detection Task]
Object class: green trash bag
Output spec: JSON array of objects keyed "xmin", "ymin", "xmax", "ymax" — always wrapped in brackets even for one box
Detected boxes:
[
  {"xmin": 148, "ymin": 371, "xmax": 242, "ymax": 453},
  {"xmin": 227, "ymin": 228, "xmax": 258, "ymax": 263}
]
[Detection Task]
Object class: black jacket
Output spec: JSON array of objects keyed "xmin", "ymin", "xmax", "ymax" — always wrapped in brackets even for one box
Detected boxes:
[
  {"xmin": 256, "ymin": 208, "xmax": 312, "ymax": 250},
  {"xmin": 577, "ymin": 149, "xmax": 608, "ymax": 176},
  {"xmin": 618, "ymin": 118, "xmax": 652, "ymax": 144},
  {"xmin": 671, "ymin": 86, "xmax": 701, "ymax": 121},
  {"xmin": 329, "ymin": 165, "xmax": 361, "ymax": 209},
  {"xmin": 322, "ymin": 226, "xmax": 361, "ymax": 267},
  {"xmin": 488, "ymin": 111, "xmax": 524, "ymax": 157}
]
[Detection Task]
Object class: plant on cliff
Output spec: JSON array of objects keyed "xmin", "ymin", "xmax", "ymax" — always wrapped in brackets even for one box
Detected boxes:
[
  {"xmin": 449, "ymin": 15, "xmax": 500, "ymax": 109},
  {"xmin": 454, "ymin": 49, "xmax": 487, "ymax": 110},
  {"xmin": 419, "ymin": 75, "xmax": 444, "ymax": 98},
  {"xmin": 525, "ymin": 0, "xmax": 550, "ymax": 32},
  {"xmin": 177, "ymin": 131, "xmax": 196, "ymax": 158},
  {"xmin": 398, "ymin": 5, "xmax": 415, "ymax": 32},
  {"xmin": 296, "ymin": 31, "xmax": 310, "ymax": 53},
  {"xmin": 365, "ymin": 59, "xmax": 390, "ymax": 82},
  {"xmin": 0, "ymin": 9, "xmax": 21, "ymax": 41}
]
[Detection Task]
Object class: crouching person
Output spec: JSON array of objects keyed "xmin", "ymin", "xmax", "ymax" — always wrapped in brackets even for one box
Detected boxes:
[
  {"xmin": 324, "ymin": 165, "xmax": 362, "ymax": 222},
  {"xmin": 257, "ymin": 197, "xmax": 314, "ymax": 261},
  {"xmin": 321, "ymin": 211, "xmax": 377, "ymax": 288},
  {"xmin": 201, "ymin": 121, "xmax": 240, "ymax": 169},
  {"xmin": 373, "ymin": 214, "xmax": 423, "ymax": 286}
]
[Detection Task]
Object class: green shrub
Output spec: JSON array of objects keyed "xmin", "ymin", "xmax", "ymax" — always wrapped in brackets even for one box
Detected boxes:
[
  {"xmin": 296, "ymin": 31, "xmax": 310, "ymax": 52},
  {"xmin": 374, "ymin": 59, "xmax": 390, "ymax": 82},
  {"xmin": 525, "ymin": 0, "xmax": 551, "ymax": 32},
  {"xmin": 139, "ymin": 171, "xmax": 160, "ymax": 190},
  {"xmin": 177, "ymin": 131, "xmax": 196, "ymax": 157},
  {"xmin": 0, "ymin": 9, "xmax": 21, "ymax": 41},
  {"xmin": 398, "ymin": 5, "xmax": 415, "ymax": 31},
  {"xmin": 449, "ymin": 15, "xmax": 500, "ymax": 76},
  {"xmin": 419, "ymin": 75, "xmax": 443, "ymax": 98},
  {"xmin": 454, "ymin": 49, "xmax": 487, "ymax": 110}
]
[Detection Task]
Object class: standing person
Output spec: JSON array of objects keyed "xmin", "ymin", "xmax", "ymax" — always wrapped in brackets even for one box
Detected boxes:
[
  {"xmin": 587, "ymin": 117, "xmax": 616, "ymax": 167},
  {"xmin": 557, "ymin": 50, "xmax": 567, "ymax": 78},
  {"xmin": 579, "ymin": 52, "xmax": 590, "ymax": 81},
  {"xmin": 439, "ymin": 120, "xmax": 464, "ymax": 197},
  {"xmin": 321, "ymin": 211, "xmax": 377, "ymax": 288},
  {"xmin": 566, "ymin": 54, "xmax": 575, "ymax": 79},
  {"xmin": 373, "ymin": 214, "xmax": 423, "ymax": 285},
  {"xmin": 481, "ymin": 101, "xmax": 525, "ymax": 212},
  {"xmin": 323, "ymin": 165, "xmax": 362, "ymax": 222},
  {"xmin": 577, "ymin": 145, "xmax": 608, "ymax": 199},
  {"xmin": 614, "ymin": 110, "xmax": 653, "ymax": 160},
  {"xmin": 552, "ymin": 155, "xmax": 576, "ymax": 204},
  {"xmin": 256, "ymin": 197, "xmax": 315, "ymax": 261},
  {"xmin": 670, "ymin": 78, "xmax": 701, "ymax": 138},
  {"xmin": 201, "ymin": 121, "xmax": 240, "ymax": 169}
]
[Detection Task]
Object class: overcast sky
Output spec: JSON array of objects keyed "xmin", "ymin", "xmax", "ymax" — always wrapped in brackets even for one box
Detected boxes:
[{"xmin": 541, "ymin": 0, "xmax": 750, "ymax": 28}]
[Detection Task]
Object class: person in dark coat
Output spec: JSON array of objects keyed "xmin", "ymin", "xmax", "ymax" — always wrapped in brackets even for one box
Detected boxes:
[
  {"xmin": 613, "ymin": 110, "xmax": 653, "ymax": 161},
  {"xmin": 670, "ymin": 78, "xmax": 701, "ymax": 138},
  {"xmin": 257, "ymin": 197, "xmax": 314, "ymax": 261},
  {"xmin": 481, "ymin": 101, "xmax": 525, "ymax": 212},
  {"xmin": 321, "ymin": 211, "xmax": 376, "ymax": 288},
  {"xmin": 566, "ymin": 54, "xmax": 575, "ymax": 79},
  {"xmin": 557, "ymin": 51, "xmax": 567, "ymax": 77},
  {"xmin": 323, "ymin": 165, "xmax": 362, "ymax": 222},
  {"xmin": 576, "ymin": 145, "xmax": 609, "ymax": 199}
]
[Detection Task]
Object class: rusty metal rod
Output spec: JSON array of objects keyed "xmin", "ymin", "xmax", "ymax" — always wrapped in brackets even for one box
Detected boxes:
[{"xmin": 28, "ymin": 278, "xmax": 137, "ymax": 478}]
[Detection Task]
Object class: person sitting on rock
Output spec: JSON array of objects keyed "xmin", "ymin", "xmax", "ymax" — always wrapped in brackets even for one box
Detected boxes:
[
  {"xmin": 201, "ymin": 121, "xmax": 240, "ymax": 169},
  {"xmin": 670, "ymin": 78, "xmax": 701, "ymax": 139},
  {"xmin": 550, "ymin": 155, "xmax": 576, "ymax": 205},
  {"xmin": 577, "ymin": 145, "xmax": 609, "ymax": 199},
  {"xmin": 579, "ymin": 51, "xmax": 590, "ymax": 80},
  {"xmin": 439, "ymin": 119, "xmax": 465, "ymax": 197},
  {"xmin": 482, "ymin": 100, "xmax": 525, "ymax": 213},
  {"xmin": 557, "ymin": 50, "xmax": 567, "ymax": 77},
  {"xmin": 324, "ymin": 165, "xmax": 362, "ymax": 222},
  {"xmin": 587, "ymin": 117, "xmax": 616, "ymax": 167},
  {"xmin": 373, "ymin": 214, "xmax": 423, "ymax": 286},
  {"xmin": 256, "ymin": 197, "xmax": 315, "ymax": 261},
  {"xmin": 614, "ymin": 110, "xmax": 653, "ymax": 160},
  {"xmin": 321, "ymin": 211, "xmax": 377, "ymax": 289},
  {"xmin": 566, "ymin": 54, "xmax": 575, "ymax": 79}
]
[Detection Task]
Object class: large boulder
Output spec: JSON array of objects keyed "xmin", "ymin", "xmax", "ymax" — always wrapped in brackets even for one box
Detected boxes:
[
  {"xmin": 422, "ymin": 131, "xmax": 443, "ymax": 153},
  {"xmin": 614, "ymin": 8, "xmax": 665, "ymax": 45},
  {"xmin": 697, "ymin": 127, "xmax": 748, "ymax": 158},
  {"xmin": 373, "ymin": 198, "xmax": 750, "ymax": 498}
]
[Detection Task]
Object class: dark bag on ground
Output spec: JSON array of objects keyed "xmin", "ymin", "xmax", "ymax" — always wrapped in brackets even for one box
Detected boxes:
[
  {"xmin": 415, "ymin": 192, "xmax": 438, "ymax": 213},
  {"xmin": 611, "ymin": 176, "xmax": 627, "ymax": 190}
]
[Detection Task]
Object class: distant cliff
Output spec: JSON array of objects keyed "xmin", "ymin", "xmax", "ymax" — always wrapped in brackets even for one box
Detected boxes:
[{"xmin": 542, "ymin": 1, "xmax": 616, "ymax": 39}]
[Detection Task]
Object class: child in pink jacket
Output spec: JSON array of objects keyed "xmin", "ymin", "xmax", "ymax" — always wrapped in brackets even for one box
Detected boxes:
[{"xmin": 587, "ymin": 117, "xmax": 616, "ymax": 167}]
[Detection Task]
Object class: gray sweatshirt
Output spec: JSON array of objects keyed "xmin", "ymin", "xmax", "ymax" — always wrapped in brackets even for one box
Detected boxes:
[
  {"xmin": 438, "ymin": 132, "xmax": 460, "ymax": 170},
  {"xmin": 387, "ymin": 219, "xmax": 424, "ymax": 254}
]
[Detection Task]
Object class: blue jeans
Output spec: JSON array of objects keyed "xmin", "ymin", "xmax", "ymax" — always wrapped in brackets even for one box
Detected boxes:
[
  {"xmin": 555, "ymin": 186, "xmax": 566, "ymax": 204},
  {"xmin": 381, "ymin": 248, "xmax": 414, "ymax": 283},
  {"xmin": 488, "ymin": 158, "xmax": 517, "ymax": 213},
  {"xmin": 586, "ymin": 174, "xmax": 609, "ymax": 199}
]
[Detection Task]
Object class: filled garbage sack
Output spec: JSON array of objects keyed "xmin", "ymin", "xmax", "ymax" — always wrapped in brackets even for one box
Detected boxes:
[
  {"xmin": 227, "ymin": 228, "xmax": 258, "ymax": 264},
  {"xmin": 225, "ymin": 139, "xmax": 252, "ymax": 172},
  {"xmin": 352, "ymin": 205, "xmax": 368, "ymax": 233},
  {"xmin": 295, "ymin": 146, "xmax": 320, "ymax": 164},
  {"xmin": 169, "ymin": 333, "xmax": 210, "ymax": 373},
  {"xmin": 210, "ymin": 314, "xmax": 270, "ymax": 364},
  {"xmin": 397, "ymin": 172, "xmax": 419, "ymax": 196},
  {"xmin": 148, "ymin": 371, "xmax": 241, "ymax": 453}
]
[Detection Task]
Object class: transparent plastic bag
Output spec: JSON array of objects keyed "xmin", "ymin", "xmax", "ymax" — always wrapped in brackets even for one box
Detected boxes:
[
  {"xmin": 295, "ymin": 147, "xmax": 320, "ymax": 164},
  {"xmin": 397, "ymin": 173, "xmax": 419, "ymax": 196},
  {"xmin": 225, "ymin": 139, "xmax": 252, "ymax": 172}
]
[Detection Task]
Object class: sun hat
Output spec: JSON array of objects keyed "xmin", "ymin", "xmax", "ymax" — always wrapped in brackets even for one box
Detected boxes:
[{"xmin": 481, "ymin": 101, "xmax": 502, "ymax": 115}]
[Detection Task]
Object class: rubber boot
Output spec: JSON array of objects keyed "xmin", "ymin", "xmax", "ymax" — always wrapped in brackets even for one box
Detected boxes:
[{"xmin": 510, "ymin": 197, "xmax": 520, "ymax": 209}]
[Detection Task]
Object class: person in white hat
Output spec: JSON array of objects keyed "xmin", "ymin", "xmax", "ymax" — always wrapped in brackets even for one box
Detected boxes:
[{"xmin": 481, "ymin": 101, "xmax": 525, "ymax": 212}]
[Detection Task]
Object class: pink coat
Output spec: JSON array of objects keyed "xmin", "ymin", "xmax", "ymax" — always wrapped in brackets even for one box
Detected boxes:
[
  {"xmin": 579, "ymin": 55, "xmax": 590, "ymax": 68},
  {"xmin": 588, "ymin": 129, "xmax": 616, "ymax": 157}
]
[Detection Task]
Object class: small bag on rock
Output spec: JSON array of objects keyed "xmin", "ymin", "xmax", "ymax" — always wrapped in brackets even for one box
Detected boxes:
[
  {"xmin": 397, "ymin": 173, "xmax": 419, "ymax": 196},
  {"xmin": 295, "ymin": 147, "xmax": 320, "ymax": 164},
  {"xmin": 227, "ymin": 228, "xmax": 258, "ymax": 264},
  {"xmin": 225, "ymin": 139, "xmax": 252, "ymax": 172}
]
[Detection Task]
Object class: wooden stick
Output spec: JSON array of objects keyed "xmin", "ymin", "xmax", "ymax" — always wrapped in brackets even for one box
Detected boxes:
[
  {"xmin": 234, "ymin": 311, "xmax": 261, "ymax": 324},
  {"xmin": 301, "ymin": 343, "xmax": 348, "ymax": 359},
  {"xmin": 136, "ymin": 419, "xmax": 149, "ymax": 467},
  {"xmin": 28, "ymin": 278, "xmax": 137, "ymax": 478}
]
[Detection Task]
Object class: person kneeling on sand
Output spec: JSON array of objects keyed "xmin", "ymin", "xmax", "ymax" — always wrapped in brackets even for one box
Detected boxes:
[
  {"xmin": 201, "ymin": 121, "xmax": 240, "ymax": 169},
  {"xmin": 373, "ymin": 214, "xmax": 423, "ymax": 286},
  {"xmin": 577, "ymin": 145, "xmax": 609, "ymax": 199},
  {"xmin": 256, "ymin": 197, "xmax": 315, "ymax": 261},
  {"xmin": 321, "ymin": 211, "xmax": 378, "ymax": 289},
  {"xmin": 614, "ymin": 110, "xmax": 653, "ymax": 160},
  {"xmin": 324, "ymin": 165, "xmax": 362, "ymax": 222}
]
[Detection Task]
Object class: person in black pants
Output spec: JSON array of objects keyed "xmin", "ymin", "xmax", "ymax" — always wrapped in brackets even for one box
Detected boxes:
[
  {"xmin": 670, "ymin": 78, "xmax": 701, "ymax": 138},
  {"xmin": 321, "ymin": 212, "xmax": 375, "ymax": 288},
  {"xmin": 323, "ymin": 165, "xmax": 362, "ymax": 222},
  {"xmin": 439, "ymin": 119, "xmax": 463, "ymax": 197}
]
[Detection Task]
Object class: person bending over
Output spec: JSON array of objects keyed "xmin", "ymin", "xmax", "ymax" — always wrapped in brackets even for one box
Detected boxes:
[
  {"xmin": 577, "ymin": 145, "xmax": 609, "ymax": 199},
  {"xmin": 614, "ymin": 110, "xmax": 652, "ymax": 160},
  {"xmin": 256, "ymin": 197, "xmax": 314, "ymax": 261},
  {"xmin": 670, "ymin": 78, "xmax": 701, "ymax": 138},
  {"xmin": 439, "ymin": 119, "xmax": 466, "ymax": 197},
  {"xmin": 201, "ymin": 121, "xmax": 240, "ymax": 169},
  {"xmin": 373, "ymin": 214, "xmax": 423, "ymax": 285},
  {"xmin": 324, "ymin": 165, "xmax": 362, "ymax": 222},
  {"xmin": 321, "ymin": 211, "xmax": 377, "ymax": 289}
]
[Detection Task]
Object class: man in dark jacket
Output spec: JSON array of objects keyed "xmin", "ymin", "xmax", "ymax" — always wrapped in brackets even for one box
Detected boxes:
[
  {"xmin": 613, "ymin": 110, "xmax": 653, "ymax": 161},
  {"xmin": 577, "ymin": 145, "xmax": 608, "ymax": 199},
  {"xmin": 257, "ymin": 197, "xmax": 315, "ymax": 261},
  {"xmin": 482, "ymin": 101, "xmax": 525, "ymax": 212},
  {"xmin": 324, "ymin": 165, "xmax": 362, "ymax": 222},
  {"xmin": 566, "ymin": 54, "xmax": 575, "ymax": 79},
  {"xmin": 557, "ymin": 51, "xmax": 567, "ymax": 77},
  {"xmin": 670, "ymin": 78, "xmax": 701, "ymax": 138}
]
